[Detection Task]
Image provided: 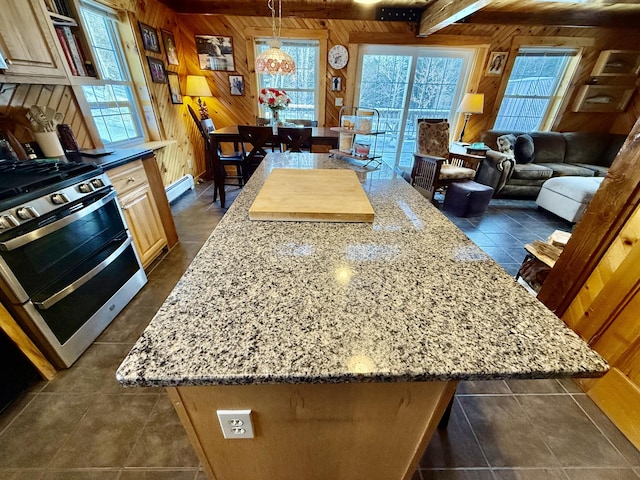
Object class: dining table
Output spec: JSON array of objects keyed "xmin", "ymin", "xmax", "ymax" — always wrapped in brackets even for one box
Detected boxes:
[{"xmin": 208, "ymin": 125, "xmax": 339, "ymax": 208}]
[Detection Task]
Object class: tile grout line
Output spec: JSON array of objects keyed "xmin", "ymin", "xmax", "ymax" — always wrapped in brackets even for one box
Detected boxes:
[{"xmin": 567, "ymin": 393, "xmax": 636, "ymax": 469}]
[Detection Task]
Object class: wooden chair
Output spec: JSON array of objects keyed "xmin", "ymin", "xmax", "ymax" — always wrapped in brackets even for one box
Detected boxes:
[
  {"xmin": 278, "ymin": 127, "xmax": 313, "ymax": 152},
  {"xmin": 410, "ymin": 119, "xmax": 481, "ymax": 205},
  {"xmin": 238, "ymin": 125, "xmax": 275, "ymax": 180},
  {"xmin": 188, "ymin": 105, "xmax": 244, "ymax": 205}
]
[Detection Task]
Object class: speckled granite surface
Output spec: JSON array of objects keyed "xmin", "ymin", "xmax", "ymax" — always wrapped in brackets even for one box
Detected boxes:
[{"xmin": 116, "ymin": 153, "xmax": 607, "ymax": 387}]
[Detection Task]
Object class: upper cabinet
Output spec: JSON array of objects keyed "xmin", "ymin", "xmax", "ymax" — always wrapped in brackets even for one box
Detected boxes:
[{"xmin": 0, "ymin": 0, "xmax": 68, "ymax": 84}]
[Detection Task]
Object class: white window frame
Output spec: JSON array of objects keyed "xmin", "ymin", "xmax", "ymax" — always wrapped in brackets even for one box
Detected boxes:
[
  {"xmin": 494, "ymin": 47, "xmax": 581, "ymax": 131},
  {"xmin": 354, "ymin": 44, "xmax": 475, "ymax": 168},
  {"xmin": 74, "ymin": 0, "xmax": 146, "ymax": 147},
  {"xmin": 255, "ymin": 38, "xmax": 320, "ymax": 121},
  {"xmin": 245, "ymin": 28, "xmax": 328, "ymax": 126}
]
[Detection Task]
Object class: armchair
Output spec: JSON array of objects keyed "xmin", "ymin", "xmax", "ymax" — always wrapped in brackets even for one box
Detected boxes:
[{"xmin": 410, "ymin": 119, "xmax": 481, "ymax": 204}]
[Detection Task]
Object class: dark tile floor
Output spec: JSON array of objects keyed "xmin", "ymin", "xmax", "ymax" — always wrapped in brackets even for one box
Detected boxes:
[{"xmin": 0, "ymin": 182, "xmax": 638, "ymax": 480}]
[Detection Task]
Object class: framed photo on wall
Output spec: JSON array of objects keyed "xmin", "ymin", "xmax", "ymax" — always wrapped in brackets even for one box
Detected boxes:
[
  {"xmin": 167, "ymin": 72, "xmax": 183, "ymax": 104},
  {"xmin": 147, "ymin": 56, "xmax": 167, "ymax": 83},
  {"xmin": 572, "ymin": 85, "xmax": 635, "ymax": 113},
  {"xmin": 486, "ymin": 51, "xmax": 508, "ymax": 76},
  {"xmin": 139, "ymin": 22, "xmax": 161, "ymax": 53},
  {"xmin": 161, "ymin": 30, "xmax": 179, "ymax": 65},
  {"xmin": 195, "ymin": 35, "xmax": 235, "ymax": 71},
  {"xmin": 229, "ymin": 75, "xmax": 244, "ymax": 96}
]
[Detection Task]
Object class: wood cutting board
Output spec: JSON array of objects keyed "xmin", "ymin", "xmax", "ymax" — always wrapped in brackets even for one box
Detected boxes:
[{"xmin": 249, "ymin": 169, "xmax": 374, "ymax": 222}]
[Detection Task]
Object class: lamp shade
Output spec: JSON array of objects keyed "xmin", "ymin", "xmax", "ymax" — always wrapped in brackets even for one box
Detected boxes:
[
  {"xmin": 256, "ymin": 40, "xmax": 296, "ymax": 75},
  {"xmin": 185, "ymin": 75, "xmax": 213, "ymax": 98},
  {"xmin": 457, "ymin": 93, "xmax": 484, "ymax": 114}
]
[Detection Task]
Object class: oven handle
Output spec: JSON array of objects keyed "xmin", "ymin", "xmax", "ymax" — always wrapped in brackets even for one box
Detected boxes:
[
  {"xmin": 33, "ymin": 236, "xmax": 134, "ymax": 310},
  {"xmin": 0, "ymin": 190, "xmax": 118, "ymax": 252}
]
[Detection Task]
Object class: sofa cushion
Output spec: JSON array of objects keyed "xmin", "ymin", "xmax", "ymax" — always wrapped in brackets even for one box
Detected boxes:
[
  {"xmin": 511, "ymin": 163, "xmax": 553, "ymax": 181},
  {"xmin": 514, "ymin": 134, "xmax": 535, "ymax": 163},
  {"xmin": 529, "ymin": 131, "xmax": 566, "ymax": 164},
  {"xmin": 562, "ymin": 132, "xmax": 612, "ymax": 165},
  {"xmin": 539, "ymin": 176, "xmax": 604, "ymax": 203},
  {"xmin": 543, "ymin": 163, "xmax": 595, "ymax": 177},
  {"xmin": 571, "ymin": 163, "xmax": 608, "ymax": 177},
  {"xmin": 439, "ymin": 164, "xmax": 476, "ymax": 181}
]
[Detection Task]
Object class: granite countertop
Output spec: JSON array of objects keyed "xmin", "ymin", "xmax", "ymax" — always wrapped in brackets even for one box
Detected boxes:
[{"xmin": 116, "ymin": 153, "xmax": 607, "ymax": 387}]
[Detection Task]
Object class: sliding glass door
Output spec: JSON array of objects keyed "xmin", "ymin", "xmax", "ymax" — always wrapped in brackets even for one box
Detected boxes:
[{"xmin": 356, "ymin": 45, "xmax": 474, "ymax": 169}]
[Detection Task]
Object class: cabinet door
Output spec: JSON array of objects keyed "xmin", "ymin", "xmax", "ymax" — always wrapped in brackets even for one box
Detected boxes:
[
  {"xmin": 0, "ymin": 0, "xmax": 67, "ymax": 82},
  {"xmin": 120, "ymin": 185, "xmax": 168, "ymax": 268}
]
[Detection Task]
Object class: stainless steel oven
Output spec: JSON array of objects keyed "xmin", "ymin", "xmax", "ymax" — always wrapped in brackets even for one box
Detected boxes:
[{"xmin": 0, "ymin": 162, "xmax": 147, "ymax": 368}]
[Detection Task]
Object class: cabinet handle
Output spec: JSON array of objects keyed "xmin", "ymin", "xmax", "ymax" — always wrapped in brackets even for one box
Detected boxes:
[{"xmin": 126, "ymin": 177, "xmax": 136, "ymax": 183}]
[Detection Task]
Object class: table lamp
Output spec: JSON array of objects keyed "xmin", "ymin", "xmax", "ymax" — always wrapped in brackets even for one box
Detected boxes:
[
  {"xmin": 185, "ymin": 75, "xmax": 213, "ymax": 120},
  {"xmin": 457, "ymin": 93, "xmax": 484, "ymax": 143}
]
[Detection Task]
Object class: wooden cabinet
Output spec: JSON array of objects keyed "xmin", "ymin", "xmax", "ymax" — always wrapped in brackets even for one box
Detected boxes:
[
  {"xmin": 0, "ymin": 0, "xmax": 68, "ymax": 83},
  {"xmin": 108, "ymin": 160, "xmax": 168, "ymax": 268}
]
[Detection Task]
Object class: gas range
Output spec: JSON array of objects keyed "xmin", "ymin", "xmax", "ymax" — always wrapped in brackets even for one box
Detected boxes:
[
  {"xmin": 0, "ymin": 157, "xmax": 147, "ymax": 368},
  {"xmin": 0, "ymin": 159, "xmax": 107, "ymax": 233}
]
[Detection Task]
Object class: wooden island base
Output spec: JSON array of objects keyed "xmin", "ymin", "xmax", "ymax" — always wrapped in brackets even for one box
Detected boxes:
[{"xmin": 167, "ymin": 381, "xmax": 458, "ymax": 480}]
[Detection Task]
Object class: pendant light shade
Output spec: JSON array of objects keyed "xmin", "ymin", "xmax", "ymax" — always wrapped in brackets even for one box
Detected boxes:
[{"xmin": 255, "ymin": 0, "xmax": 296, "ymax": 76}]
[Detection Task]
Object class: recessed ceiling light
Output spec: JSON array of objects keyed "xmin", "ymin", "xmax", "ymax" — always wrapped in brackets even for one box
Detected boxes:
[{"xmin": 354, "ymin": 0, "xmax": 382, "ymax": 5}]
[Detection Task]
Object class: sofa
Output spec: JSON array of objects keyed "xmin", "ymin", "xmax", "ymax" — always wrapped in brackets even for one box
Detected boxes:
[{"xmin": 475, "ymin": 130, "xmax": 626, "ymax": 198}]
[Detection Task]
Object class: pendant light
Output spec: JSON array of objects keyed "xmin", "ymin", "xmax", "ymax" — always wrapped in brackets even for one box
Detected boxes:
[{"xmin": 255, "ymin": 0, "xmax": 296, "ymax": 75}]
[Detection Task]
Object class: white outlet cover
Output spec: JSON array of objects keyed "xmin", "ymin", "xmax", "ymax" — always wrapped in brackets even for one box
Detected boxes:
[
  {"xmin": 335, "ymin": 97, "xmax": 344, "ymax": 106},
  {"xmin": 217, "ymin": 410, "xmax": 254, "ymax": 439}
]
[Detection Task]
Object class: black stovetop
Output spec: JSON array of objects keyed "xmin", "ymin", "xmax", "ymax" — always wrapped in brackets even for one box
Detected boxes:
[{"xmin": 0, "ymin": 159, "xmax": 102, "ymax": 209}]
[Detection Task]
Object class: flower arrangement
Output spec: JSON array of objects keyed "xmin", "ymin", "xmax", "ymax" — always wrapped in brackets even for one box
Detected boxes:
[{"xmin": 258, "ymin": 88, "xmax": 291, "ymax": 111}]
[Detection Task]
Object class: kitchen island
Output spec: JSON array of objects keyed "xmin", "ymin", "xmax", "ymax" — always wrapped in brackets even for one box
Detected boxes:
[{"xmin": 117, "ymin": 153, "xmax": 607, "ymax": 480}]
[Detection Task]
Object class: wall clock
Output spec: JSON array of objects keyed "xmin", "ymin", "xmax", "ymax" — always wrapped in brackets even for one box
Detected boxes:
[{"xmin": 328, "ymin": 45, "xmax": 348, "ymax": 70}]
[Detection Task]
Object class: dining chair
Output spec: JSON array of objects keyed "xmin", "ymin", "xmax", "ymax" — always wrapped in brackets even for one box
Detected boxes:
[
  {"xmin": 188, "ymin": 105, "xmax": 244, "ymax": 206},
  {"xmin": 410, "ymin": 119, "xmax": 480, "ymax": 205},
  {"xmin": 278, "ymin": 127, "xmax": 313, "ymax": 152},
  {"xmin": 238, "ymin": 125, "xmax": 275, "ymax": 180}
]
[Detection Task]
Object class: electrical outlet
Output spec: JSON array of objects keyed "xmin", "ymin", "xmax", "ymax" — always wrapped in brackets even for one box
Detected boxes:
[
  {"xmin": 335, "ymin": 97, "xmax": 344, "ymax": 106},
  {"xmin": 217, "ymin": 410, "xmax": 254, "ymax": 439}
]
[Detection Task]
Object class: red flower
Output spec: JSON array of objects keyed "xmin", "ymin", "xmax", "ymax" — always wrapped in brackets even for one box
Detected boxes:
[{"xmin": 268, "ymin": 98, "xmax": 275, "ymax": 105}]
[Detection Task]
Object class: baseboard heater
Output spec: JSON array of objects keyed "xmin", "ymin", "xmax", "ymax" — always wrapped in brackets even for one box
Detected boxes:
[{"xmin": 165, "ymin": 174, "xmax": 195, "ymax": 203}]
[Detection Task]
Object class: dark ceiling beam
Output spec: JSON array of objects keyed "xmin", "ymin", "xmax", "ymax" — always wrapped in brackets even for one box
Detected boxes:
[
  {"xmin": 418, "ymin": 0, "xmax": 492, "ymax": 36},
  {"xmin": 463, "ymin": 9, "xmax": 640, "ymax": 29},
  {"xmin": 157, "ymin": 0, "xmax": 386, "ymax": 20}
]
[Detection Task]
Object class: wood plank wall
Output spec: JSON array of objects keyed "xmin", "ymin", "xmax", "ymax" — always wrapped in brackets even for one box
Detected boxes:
[
  {"xmin": 122, "ymin": 0, "xmax": 198, "ymax": 186},
  {"xmin": 563, "ymin": 204, "xmax": 640, "ymax": 330},
  {"xmin": 0, "ymin": 83, "xmax": 94, "ymax": 149}
]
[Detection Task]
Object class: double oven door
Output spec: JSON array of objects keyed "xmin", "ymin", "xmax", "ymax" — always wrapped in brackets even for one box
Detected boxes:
[{"xmin": 0, "ymin": 185, "xmax": 147, "ymax": 368}]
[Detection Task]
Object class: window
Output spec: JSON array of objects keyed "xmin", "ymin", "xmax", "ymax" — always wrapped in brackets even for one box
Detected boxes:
[
  {"xmin": 78, "ymin": 2, "xmax": 144, "ymax": 145},
  {"xmin": 494, "ymin": 48, "xmax": 579, "ymax": 131},
  {"xmin": 256, "ymin": 39, "xmax": 320, "ymax": 121},
  {"xmin": 356, "ymin": 46, "xmax": 473, "ymax": 169}
]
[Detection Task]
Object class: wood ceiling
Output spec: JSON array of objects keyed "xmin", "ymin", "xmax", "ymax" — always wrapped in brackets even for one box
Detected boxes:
[{"xmin": 156, "ymin": 0, "xmax": 640, "ymax": 32}]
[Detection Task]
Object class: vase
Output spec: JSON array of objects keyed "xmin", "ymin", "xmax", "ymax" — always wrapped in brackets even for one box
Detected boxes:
[{"xmin": 270, "ymin": 109, "xmax": 284, "ymax": 133}]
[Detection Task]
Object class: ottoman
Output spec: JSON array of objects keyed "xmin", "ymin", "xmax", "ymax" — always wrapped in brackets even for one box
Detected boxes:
[
  {"xmin": 443, "ymin": 181, "xmax": 494, "ymax": 217},
  {"xmin": 536, "ymin": 176, "xmax": 604, "ymax": 223}
]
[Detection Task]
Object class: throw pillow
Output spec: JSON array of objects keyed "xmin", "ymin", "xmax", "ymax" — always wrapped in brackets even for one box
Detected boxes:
[
  {"xmin": 496, "ymin": 134, "xmax": 516, "ymax": 159},
  {"xmin": 514, "ymin": 134, "xmax": 535, "ymax": 164}
]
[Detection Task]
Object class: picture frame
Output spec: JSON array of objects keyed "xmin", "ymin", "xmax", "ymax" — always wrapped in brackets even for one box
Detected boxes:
[
  {"xmin": 161, "ymin": 30, "xmax": 179, "ymax": 66},
  {"xmin": 139, "ymin": 22, "xmax": 160, "ymax": 53},
  {"xmin": 167, "ymin": 72, "xmax": 183, "ymax": 104},
  {"xmin": 591, "ymin": 50, "xmax": 640, "ymax": 76},
  {"xmin": 572, "ymin": 84, "xmax": 635, "ymax": 113},
  {"xmin": 195, "ymin": 35, "xmax": 235, "ymax": 72},
  {"xmin": 147, "ymin": 56, "xmax": 167, "ymax": 83},
  {"xmin": 229, "ymin": 75, "xmax": 244, "ymax": 96},
  {"xmin": 331, "ymin": 76, "xmax": 342, "ymax": 92},
  {"xmin": 486, "ymin": 51, "xmax": 508, "ymax": 76}
]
